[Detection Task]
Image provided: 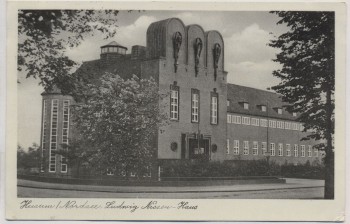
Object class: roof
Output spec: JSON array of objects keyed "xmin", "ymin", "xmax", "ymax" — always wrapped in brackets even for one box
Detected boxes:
[
  {"xmin": 227, "ymin": 83, "xmax": 298, "ymax": 120},
  {"xmin": 101, "ymin": 41, "xmax": 127, "ymax": 49},
  {"xmin": 74, "ymin": 56, "xmax": 143, "ymax": 81}
]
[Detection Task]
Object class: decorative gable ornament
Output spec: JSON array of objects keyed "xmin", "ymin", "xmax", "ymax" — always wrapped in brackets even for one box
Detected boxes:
[
  {"xmin": 194, "ymin": 38, "xmax": 203, "ymax": 76},
  {"xmin": 213, "ymin": 43, "xmax": 221, "ymax": 81},
  {"xmin": 173, "ymin": 32, "xmax": 182, "ymax": 73}
]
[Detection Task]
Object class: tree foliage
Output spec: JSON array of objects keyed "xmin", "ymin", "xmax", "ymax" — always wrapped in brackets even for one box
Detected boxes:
[
  {"xmin": 70, "ymin": 73, "xmax": 167, "ymax": 177},
  {"xmin": 18, "ymin": 10, "xmax": 119, "ymax": 92},
  {"xmin": 269, "ymin": 11, "xmax": 334, "ymax": 199},
  {"xmin": 17, "ymin": 143, "xmax": 40, "ymax": 173}
]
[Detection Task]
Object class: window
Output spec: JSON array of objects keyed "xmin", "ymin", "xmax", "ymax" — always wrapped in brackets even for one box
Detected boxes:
[
  {"xmin": 62, "ymin": 100, "xmax": 70, "ymax": 144},
  {"xmin": 243, "ymin": 141, "xmax": 249, "ymax": 155},
  {"xmin": 277, "ymin": 121, "xmax": 283, "ymax": 129},
  {"xmin": 253, "ymin": 141, "xmax": 258, "ymax": 155},
  {"xmin": 300, "ymin": 124, "xmax": 305, "ymax": 131},
  {"xmin": 270, "ymin": 143, "xmax": 275, "ymax": 156},
  {"xmin": 277, "ymin": 108, "xmax": 283, "ymax": 114},
  {"xmin": 294, "ymin": 144, "xmax": 299, "ymax": 157},
  {"xmin": 278, "ymin": 143, "xmax": 283, "ymax": 156},
  {"xmin": 301, "ymin": 145, "xmax": 305, "ymax": 157},
  {"xmin": 242, "ymin": 117, "xmax": 250, "ymax": 125},
  {"xmin": 260, "ymin": 119, "xmax": 268, "ymax": 127},
  {"xmin": 269, "ymin": 120, "xmax": 276, "ymax": 128},
  {"xmin": 243, "ymin": 103, "xmax": 249, "ymax": 110},
  {"xmin": 227, "ymin": 100, "xmax": 230, "ymax": 106},
  {"xmin": 291, "ymin": 123, "xmax": 298, "ymax": 130},
  {"xmin": 262, "ymin": 142, "xmax": 267, "ymax": 155},
  {"xmin": 292, "ymin": 112, "xmax": 297, "ymax": 117},
  {"xmin": 170, "ymin": 85, "xmax": 179, "ymax": 120},
  {"xmin": 49, "ymin": 99, "xmax": 59, "ymax": 172},
  {"xmin": 210, "ymin": 93, "xmax": 218, "ymax": 124},
  {"xmin": 94, "ymin": 112, "xmax": 102, "ymax": 118},
  {"xmin": 227, "ymin": 114, "xmax": 232, "ymax": 123},
  {"xmin": 61, "ymin": 100, "xmax": 70, "ymax": 173},
  {"xmin": 41, "ymin": 100, "xmax": 48, "ymax": 172},
  {"xmin": 232, "ymin": 115, "xmax": 241, "ymax": 124},
  {"xmin": 314, "ymin": 148, "xmax": 319, "ymax": 157},
  {"xmin": 251, "ymin": 118, "xmax": 259, "ymax": 126},
  {"xmin": 308, "ymin": 145, "xmax": 312, "ymax": 157},
  {"xmin": 61, "ymin": 156, "xmax": 67, "ymax": 173},
  {"xmin": 261, "ymin": 105, "xmax": 267, "ymax": 112},
  {"xmin": 233, "ymin": 140, "xmax": 239, "ymax": 155},
  {"xmin": 226, "ymin": 139, "xmax": 230, "ymax": 154},
  {"xmin": 286, "ymin": 144, "xmax": 291, "ymax": 156},
  {"xmin": 191, "ymin": 89, "xmax": 199, "ymax": 122},
  {"xmin": 285, "ymin": 122, "xmax": 291, "ymax": 129}
]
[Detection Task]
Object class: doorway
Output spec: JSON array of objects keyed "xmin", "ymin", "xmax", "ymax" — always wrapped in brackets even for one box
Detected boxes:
[{"xmin": 189, "ymin": 138, "xmax": 210, "ymax": 160}]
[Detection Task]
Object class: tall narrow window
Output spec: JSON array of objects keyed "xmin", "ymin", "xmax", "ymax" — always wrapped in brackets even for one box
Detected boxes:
[
  {"xmin": 226, "ymin": 139, "xmax": 230, "ymax": 154},
  {"xmin": 61, "ymin": 100, "xmax": 70, "ymax": 173},
  {"xmin": 286, "ymin": 144, "xmax": 291, "ymax": 156},
  {"xmin": 191, "ymin": 89, "xmax": 199, "ymax": 123},
  {"xmin": 270, "ymin": 143, "xmax": 275, "ymax": 156},
  {"xmin": 233, "ymin": 140, "xmax": 239, "ymax": 155},
  {"xmin": 253, "ymin": 141, "xmax": 258, "ymax": 155},
  {"xmin": 227, "ymin": 114, "xmax": 232, "ymax": 123},
  {"xmin": 40, "ymin": 100, "xmax": 48, "ymax": 172},
  {"xmin": 170, "ymin": 85, "xmax": 179, "ymax": 120},
  {"xmin": 314, "ymin": 148, "xmax": 319, "ymax": 157},
  {"xmin": 210, "ymin": 93, "xmax": 218, "ymax": 124},
  {"xmin": 49, "ymin": 99, "xmax": 58, "ymax": 172},
  {"xmin": 262, "ymin": 142, "xmax": 267, "ymax": 155},
  {"xmin": 294, "ymin": 144, "xmax": 299, "ymax": 157},
  {"xmin": 243, "ymin": 141, "xmax": 249, "ymax": 155},
  {"xmin": 278, "ymin": 143, "xmax": 283, "ymax": 156},
  {"xmin": 308, "ymin": 145, "xmax": 312, "ymax": 157},
  {"xmin": 301, "ymin": 145, "xmax": 305, "ymax": 157}
]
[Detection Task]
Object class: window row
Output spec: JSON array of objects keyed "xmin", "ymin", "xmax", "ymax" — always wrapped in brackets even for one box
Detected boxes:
[
  {"xmin": 170, "ymin": 86, "xmax": 219, "ymax": 125},
  {"xmin": 226, "ymin": 140, "xmax": 318, "ymax": 157},
  {"xmin": 228, "ymin": 114, "xmax": 303, "ymax": 131},
  {"xmin": 46, "ymin": 99, "xmax": 71, "ymax": 173}
]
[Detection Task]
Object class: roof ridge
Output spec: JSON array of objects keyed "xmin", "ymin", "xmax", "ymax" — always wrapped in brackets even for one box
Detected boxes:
[{"xmin": 227, "ymin": 82, "xmax": 281, "ymax": 96}]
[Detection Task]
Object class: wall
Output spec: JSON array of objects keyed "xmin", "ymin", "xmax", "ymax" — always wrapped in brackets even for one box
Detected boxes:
[
  {"xmin": 40, "ymin": 93, "xmax": 74, "ymax": 176},
  {"xmin": 226, "ymin": 112, "xmax": 322, "ymax": 165},
  {"xmin": 147, "ymin": 18, "xmax": 228, "ymax": 161}
]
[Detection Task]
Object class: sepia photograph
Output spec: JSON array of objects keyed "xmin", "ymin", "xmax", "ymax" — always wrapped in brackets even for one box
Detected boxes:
[{"xmin": 5, "ymin": 1, "xmax": 346, "ymax": 221}]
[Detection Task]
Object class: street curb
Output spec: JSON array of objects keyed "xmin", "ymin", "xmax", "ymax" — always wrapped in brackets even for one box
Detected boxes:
[{"xmin": 17, "ymin": 184, "xmax": 324, "ymax": 194}]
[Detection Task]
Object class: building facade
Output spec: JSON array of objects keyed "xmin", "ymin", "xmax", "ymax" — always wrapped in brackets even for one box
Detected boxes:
[{"xmin": 39, "ymin": 18, "xmax": 321, "ymax": 176}]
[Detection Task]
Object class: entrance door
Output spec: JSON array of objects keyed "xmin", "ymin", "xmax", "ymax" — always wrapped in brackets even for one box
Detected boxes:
[{"xmin": 189, "ymin": 138, "xmax": 210, "ymax": 160}]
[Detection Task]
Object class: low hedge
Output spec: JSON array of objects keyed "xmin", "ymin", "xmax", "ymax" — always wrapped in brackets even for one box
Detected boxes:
[{"xmin": 160, "ymin": 159, "xmax": 325, "ymax": 179}]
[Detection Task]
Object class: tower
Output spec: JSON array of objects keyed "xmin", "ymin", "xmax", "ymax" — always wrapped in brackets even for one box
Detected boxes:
[{"xmin": 40, "ymin": 86, "xmax": 73, "ymax": 175}]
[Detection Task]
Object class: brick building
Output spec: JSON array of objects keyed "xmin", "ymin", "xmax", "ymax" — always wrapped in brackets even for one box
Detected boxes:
[{"xmin": 39, "ymin": 18, "xmax": 321, "ymax": 176}]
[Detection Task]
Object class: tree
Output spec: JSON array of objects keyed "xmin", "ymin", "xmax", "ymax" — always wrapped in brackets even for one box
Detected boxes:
[
  {"xmin": 71, "ymin": 73, "xmax": 167, "ymax": 178},
  {"xmin": 18, "ymin": 10, "xmax": 120, "ymax": 93},
  {"xmin": 17, "ymin": 143, "xmax": 41, "ymax": 173},
  {"xmin": 56, "ymin": 136, "xmax": 96, "ymax": 177},
  {"xmin": 269, "ymin": 11, "xmax": 334, "ymax": 199}
]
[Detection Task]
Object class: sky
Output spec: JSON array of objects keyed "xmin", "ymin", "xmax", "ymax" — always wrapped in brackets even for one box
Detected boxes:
[{"xmin": 18, "ymin": 10, "xmax": 289, "ymax": 149}]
